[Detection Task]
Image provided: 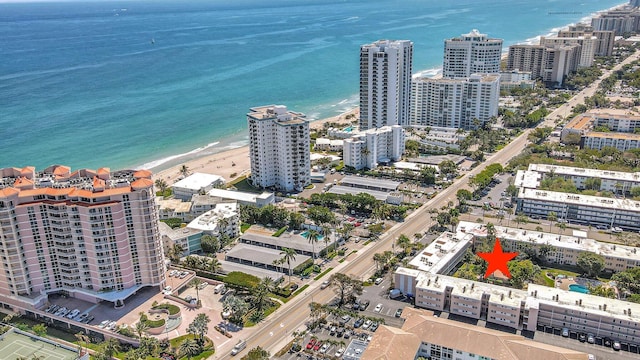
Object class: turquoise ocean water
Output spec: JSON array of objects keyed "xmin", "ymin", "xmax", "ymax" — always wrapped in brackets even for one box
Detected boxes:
[{"xmin": 0, "ymin": 0, "xmax": 625, "ymax": 171}]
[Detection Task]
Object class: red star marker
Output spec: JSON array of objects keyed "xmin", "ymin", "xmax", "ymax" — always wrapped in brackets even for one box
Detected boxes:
[{"xmin": 477, "ymin": 238, "xmax": 518, "ymax": 279}]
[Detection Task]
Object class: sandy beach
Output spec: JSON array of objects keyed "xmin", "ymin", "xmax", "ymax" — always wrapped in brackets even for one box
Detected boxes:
[{"xmin": 152, "ymin": 107, "xmax": 359, "ymax": 184}]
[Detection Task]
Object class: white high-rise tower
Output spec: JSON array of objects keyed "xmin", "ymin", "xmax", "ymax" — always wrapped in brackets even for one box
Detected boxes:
[
  {"xmin": 247, "ymin": 105, "xmax": 310, "ymax": 192},
  {"xmin": 359, "ymin": 40, "xmax": 413, "ymax": 130},
  {"xmin": 443, "ymin": 29, "xmax": 503, "ymax": 78}
]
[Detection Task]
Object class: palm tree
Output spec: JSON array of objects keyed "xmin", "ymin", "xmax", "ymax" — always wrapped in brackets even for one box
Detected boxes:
[
  {"xmin": 179, "ymin": 338, "xmax": 201, "ymax": 360},
  {"xmin": 134, "ymin": 321, "xmax": 149, "ymax": 339},
  {"xmin": 272, "ymin": 258, "xmax": 283, "ymax": 274},
  {"xmin": 75, "ymin": 332, "xmax": 90, "ymax": 357},
  {"xmin": 190, "ymin": 278, "xmax": 203, "ymax": 303},
  {"xmin": 253, "ymin": 277, "xmax": 275, "ymax": 313},
  {"xmin": 101, "ymin": 338, "xmax": 121, "ymax": 360},
  {"xmin": 207, "ymin": 257, "xmax": 222, "ymax": 274},
  {"xmin": 154, "ymin": 179, "xmax": 168, "ymax": 194},
  {"xmin": 189, "ymin": 313, "xmax": 210, "ymax": 342},
  {"xmin": 279, "ymin": 247, "xmax": 297, "ymax": 284},
  {"xmin": 168, "ymin": 243, "xmax": 185, "ymax": 264},
  {"xmin": 321, "ymin": 225, "xmax": 332, "ymax": 257},
  {"xmin": 179, "ymin": 165, "xmax": 191, "ymax": 179},
  {"xmin": 396, "ymin": 235, "xmax": 411, "ymax": 255},
  {"xmin": 217, "ymin": 216, "xmax": 231, "ymax": 237},
  {"xmin": 547, "ymin": 211, "xmax": 557, "ymax": 233},
  {"xmin": 305, "ymin": 229, "xmax": 320, "ymax": 262}
]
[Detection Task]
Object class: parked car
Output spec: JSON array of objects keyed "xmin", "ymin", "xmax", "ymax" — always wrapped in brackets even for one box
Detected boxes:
[
  {"xmin": 587, "ymin": 333, "xmax": 595, "ymax": 344},
  {"xmin": 321, "ymin": 280, "xmax": 330, "ymax": 289},
  {"xmin": 578, "ymin": 333, "xmax": 586, "ymax": 342},
  {"xmin": 395, "ymin": 308, "xmax": 403, "ymax": 318},
  {"xmin": 339, "ymin": 315, "xmax": 351, "ymax": 325},
  {"xmin": 353, "ymin": 318, "xmax": 364, "ymax": 328},
  {"xmin": 83, "ymin": 315, "xmax": 95, "ymax": 324},
  {"xmin": 561, "ymin": 327, "xmax": 569, "ymax": 337},
  {"xmin": 289, "ymin": 284, "xmax": 299, "ymax": 292},
  {"xmin": 362, "ymin": 319, "xmax": 372, "ymax": 330},
  {"xmin": 335, "ymin": 348, "xmax": 345, "ymax": 358},
  {"xmin": 169, "ymin": 270, "xmax": 178, "ymax": 277},
  {"xmin": 106, "ymin": 321, "xmax": 117, "ymax": 331},
  {"xmin": 306, "ymin": 339, "xmax": 317, "ymax": 350},
  {"xmin": 343, "ymin": 330, "xmax": 351, "ymax": 339},
  {"xmin": 313, "ymin": 341, "xmax": 322, "ymax": 351},
  {"xmin": 613, "ymin": 340, "xmax": 621, "ymax": 351},
  {"xmin": 374, "ymin": 277, "xmax": 383, "ymax": 285},
  {"xmin": 374, "ymin": 303, "xmax": 383, "ymax": 312},
  {"xmin": 603, "ymin": 337, "xmax": 612, "ymax": 347},
  {"xmin": 319, "ymin": 343, "xmax": 330, "ymax": 353},
  {"xmin": 359, "ymin": 300, "xmax": 370, "ymax": 311},
  {"xmin": 370, "ymin": 322, "xmax": 379, "ymax": 332},
  {"xmin": 75, "ymin": 313, "xmax": 89, "ymax": 322},
  {"xmin": 98, "ymin": 320, "xmax": 110, "ymax": 328}
]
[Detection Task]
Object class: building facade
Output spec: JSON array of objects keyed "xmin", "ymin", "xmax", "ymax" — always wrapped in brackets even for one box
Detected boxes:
[
  {"xmin": 0, "ymin": 165, "xmax": 165, "ymax": 310},
  {"xmin": 591, "ymin": 6, "xmax": 640, "ymax": 35},
  {"xmin": 540, "ymin": 35, "xmax": 598, "ymax": 68},
  {"xmin": 343, "ymin": 125, "xmax": 405, "ymax": 170},
  {"xmin": 359, "ymin": 40, "xmax": 413, "ymax": 130},
  {"xmin": 442, "ymin": 29, "xmax": 503, "ymax": 79},
  {"xmin": 248, "ymin": 105, "xmax": 311, "ymax": 192},
  {"xmin": 558, "ymin": 24, "xmax": 615, "ymax": 56},
  {"xmin": 410, "ymin": 74, "xmax": 500, "ymax": 129},
  {"xmin": 562, "ymin": 110, "xmax": 640, "ymax": 151}
]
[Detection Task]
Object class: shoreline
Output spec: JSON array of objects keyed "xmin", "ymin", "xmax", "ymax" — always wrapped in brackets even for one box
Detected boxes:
[
  {"xmin": 151, "ymin": 108, "xmax": 359, "ymax": 184},
  {"xmin": 150, "ymin": 2, "xmax": 625, "ymax": 184}
]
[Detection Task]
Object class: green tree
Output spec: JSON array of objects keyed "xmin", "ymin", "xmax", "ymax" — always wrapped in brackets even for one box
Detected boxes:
[
  {"xmin": 419, "ymin": 166, "xmax": 437, "ymax": 185},
  {"xmin": 584, "ymin": 178, "xmax": 602, "ymax": 190},
  {"xmin": 396, "ymin": 234, "xmax": 412, "ymax": 255},
  {"xmin": 179, "ymin": 165, "xmax": 191, "ymax": 178},
  {"xmin": 100, "ymin": 338, "xmax": 121, "ymax": 360},
  {"xmin": 330, "ymin": 273, "xmax": 363, "ymax": 306},
  {"xmin": 508, "ymin": 259, "xmax": 540, "ymax": 289},
  {"xmin": 307, "ymin": 206, "xmax": 336, "ymax": 225},
  {"xmin": 32, "ymin": 323, "xmax": 47, "ymax": 337},
  {"xmin": 242, "ymin": 346, "xmax": 270, "ymax": 360},
  {"xmin": 168, "ymin": 243, "xmax": 185, "ymax": 264},
  {"xmin": 547, "ymin": 212, "xmax": 557, "ymax": 232},
  {"xmin": 189, "ymin": 278, "xmax": 203, "ymax": 302},
  {"xmin": 222, "ymin": 295, "xmax": 250, "ymax": 325},
  {"xmin": 154, "ymin": 179, "xmax": 168, "ymax": 194},
  {"xmin": 439, "ymin": 160, "xmax": 458, "ymax": 178},
  {"xmin": 305, "ymin": 229, "xmax": 321, "ymax": 262},
  {"xmin": 576, "ymin": 252, "xmax": 605, "ymax": 278},
  {"xmin": 253, "ymin": 277, "xmax": 275, "ymax": 313},
  {"xmin": 288, "ymin": 212, "xmax": 306, "ymax": 230},
  {"xmin": 280, "ymin": 247, "xmax": 297, "ymax": 284},
  {"xmin": 179, "ymin": 338, "xmax": 201, "ymax": 360},
  {"xmin": 134, "ymin": 320, "xmax": 149, "ymax": 339},
  {"xmin": 187, "ymin": 313, "xmax": 210, "ymax": 342},
  {"xmin": 200, "ymin": 235, "xmax": 220, "ymax": 254},
  {"xmin": 588, "ymin": 285, "xmax": 616, "ymax": 298},
  {"xmin": 206, "ymin": 257, "xmax": 222, "ymax": 274}
]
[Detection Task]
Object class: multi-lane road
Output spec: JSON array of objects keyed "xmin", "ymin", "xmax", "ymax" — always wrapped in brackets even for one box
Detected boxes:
[{"xmin": 215, "ymin": 50, "xmax": 640, "ymax": 359}]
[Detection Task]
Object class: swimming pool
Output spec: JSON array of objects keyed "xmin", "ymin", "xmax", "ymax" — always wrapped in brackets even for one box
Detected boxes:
[
  {"xmin": 300, "ymin": 231, "xmax": 324, "ymax": 241},
  {"xmin": 569, "ymin": 284, "xmax": 589, "ymax": 294},
  {"xmin": 343, "ymin": 126, "xmax": 353, "ymax": 132}
]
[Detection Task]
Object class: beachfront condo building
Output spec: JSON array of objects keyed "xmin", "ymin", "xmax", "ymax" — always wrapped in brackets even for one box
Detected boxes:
[
  {"xmin": 540, "ymin": 35, "xmax": 598, "ymax": 68},
  {"xmin": 359, "ymin": 40, "xmax": 413, "ymax": 130},
  {"xmin": 442, "ymin": 29, "xmax": 503, "ymax": 79},
  {"xmin": 558, "ymin": 24, "xmax": 615, "ymax": 57},
  {"xmin": 410, "ymin": 73, "xmax": 499, "ymax": 129},
  {"xmin": 247, "ymin": 105, "xmax": 311, "ymax": 192},
  {"xmin": 343, "ymin": 125, "xmax": 405, "ymax": 170},
  {"xmin": 0, "ymin": 165, "xmax": 165, "ymax": 311},
  {"xmin": 591, "ymin": 5, "xmax": 640, "ymax": 35},
  {"xmin": 507, "ymin": 43, "xmax": 580, "ymax": 86}
]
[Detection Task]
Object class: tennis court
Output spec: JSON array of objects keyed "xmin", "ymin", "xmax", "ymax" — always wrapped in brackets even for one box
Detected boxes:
[{"xmin": 0, "ymin": 330, "xmax": 78, "ymax": 360}]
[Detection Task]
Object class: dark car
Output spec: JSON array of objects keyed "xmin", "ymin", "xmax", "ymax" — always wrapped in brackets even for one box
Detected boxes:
[
  {"xmin": 353, "ymin": 318, "xmax": 364, "ymax": 328},
  {"xmin": 289, "ymin": 284, "xmax": 299, "ymax": 292},
  {"xmin": 603, "ymin": 337, "xmax": 612, "ymax": 347},
  {"xmin": 395, "ymin": 308, "xmax": 403, "ymax": 317},
  {"xmin": 578, "ymin": 333, "xmax": 586, "ymax": 342},
  {"xmin": 370, "ymin": 322, "xmax": 379, "ymax": 332}
]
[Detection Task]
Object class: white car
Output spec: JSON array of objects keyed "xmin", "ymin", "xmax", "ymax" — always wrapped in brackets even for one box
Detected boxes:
[
  {"xmin": 163, "ymin": 286, "xmax": 172, "ymax": 295},
  {"xmin": 169, "ymin": 270, "xmax": 178, "ymax": 277},
  {"xmin": 66, "ymin": 309, "xmax": 80, "ymax": 319},
  {"xmin": 362, "ymin": 319, "xmax": 372, "ymax": 330},
  {"xmin": 374, "ymin": 277, "xmax": 383, "ymax": 285},
  {"xmin": 319, "ymin": 343, "xmax": 330, "ymax": 353},
  {"xmin": 374, "ymin": 303, "xmax": 383, "ymax": 312},
  {"xmin": 98, "ymin": 320, "xmax": 110, "ymax": 328},
  {"xmin": 106, "ymin": 321, "xmax": 117, "ymax": 331},
  {"xmin": 335, "ymin": 348, "xmax": 345, "ymax": 358}
]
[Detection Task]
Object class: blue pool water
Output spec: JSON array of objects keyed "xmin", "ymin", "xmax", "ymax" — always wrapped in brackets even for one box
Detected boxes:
[
  {"xmin": 569, "ymin": 284, "xmax": 590, "ymax": 294},
  {"xmin": 301, "ymin": 231, "xmax": 324, "ymax": 241},
  {"xmin": 343, "ymin": 126, "xmax": 353, "ymax": 132}
]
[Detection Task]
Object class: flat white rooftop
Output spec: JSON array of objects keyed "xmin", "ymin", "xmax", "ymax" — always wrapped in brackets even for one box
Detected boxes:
[
  {"xmin": 527, "ymin": 164, "xmax": 640, "ymax": 184},
  {"xmin": 187, "ymin": 203, "xmax": 237, "ymax": 232},
  {"xmin": 518, "ymin": 187, "xmax": 640, "ymax": 212},
  {"xmin": 340, "ymin": 175, "xmax": 400, "ymax": 191},
  {"xmin": 513, "ymin": 169, "xmax": 543, "ymax": 189},
  {"xmin": 172, "ymin": 172, "xmax": 224, "ymax": 190},
  {"xmin": 327, "ymin": 185, "xmax": 389, "ymax": 201},
  {"xmin": 408, "ymin": 232, "xmax": 473, "ymax": 274},
  {"xmin": 207, "ymin": 188, "xmax": 273, "ymax": 203},
  {"xmin": 526, "ymin": 284, "xmax": 640, "ymax": 323},
  {"xmin": 458, "ymin": 221, "xmax": 640, "ymax": 263}
]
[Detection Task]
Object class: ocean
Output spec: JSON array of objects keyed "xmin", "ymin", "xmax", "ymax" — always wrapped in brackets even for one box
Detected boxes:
[{"xmin": 0, "ymin": 0, "xmax": 625, "ymax": 171}]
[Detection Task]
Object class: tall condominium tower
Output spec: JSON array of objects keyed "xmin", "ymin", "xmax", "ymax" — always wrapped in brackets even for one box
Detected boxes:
[
  {"xmin": 443, "ymin": 29, "xmax": 503, "ymax": 79},
  {"xmin": 0, "ymin": 166, "xmax": 165, "ymax": 310},
  {"xmin": 410, "ymin": 74, "xmax": 500, "ymax": 130},
  {"xmin": 248, "ymin": 105, "xmax": 310, "ymax": 192},
  {"xmin": 359, "ymin": 40, "xmax": 413, "ymax": 130}
]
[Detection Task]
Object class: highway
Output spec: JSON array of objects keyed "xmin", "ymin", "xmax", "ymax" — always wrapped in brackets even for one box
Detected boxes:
[{"xmin": 215, "ymin": 50, "xmax": 640, "ymax": 359}]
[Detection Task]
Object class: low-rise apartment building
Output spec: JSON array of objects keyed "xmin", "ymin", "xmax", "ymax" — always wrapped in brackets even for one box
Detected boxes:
[
  {"xmin": 171, "ymin": 172, "xmax": 225, "ymax": 201},
  {"xmin": 362, "ymin": 308, "xmax": 589, "ymax": 360},
  {"xmin": 561, "ymin": 109, "xmax": 640, "ymax": 151}
]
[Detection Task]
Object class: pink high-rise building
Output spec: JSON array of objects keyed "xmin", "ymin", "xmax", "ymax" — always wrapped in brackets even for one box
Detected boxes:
[{"xmin": 0, "ymin": 165, "xmax": 165, "ymax": 311}]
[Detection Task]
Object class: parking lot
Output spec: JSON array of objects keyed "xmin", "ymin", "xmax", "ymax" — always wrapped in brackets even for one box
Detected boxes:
[{"xmin": 533, "ymin": 326, "xmax": 640, "ymax": 360}]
